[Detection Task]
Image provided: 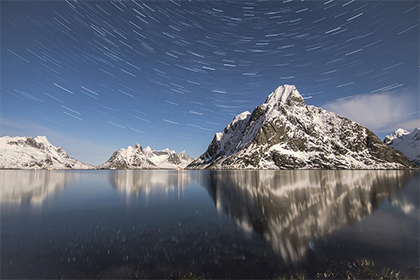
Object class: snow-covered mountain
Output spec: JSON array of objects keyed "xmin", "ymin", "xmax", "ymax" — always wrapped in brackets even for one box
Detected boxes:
[
  {"xmin": 0, "ymin": 136, "xmax": 93, "ymax": 169},
  {"xmin": 143, "ymin": 146, "xmax": 193, "ymax": 169},
  {"xmin": 384, "ymin": 128, "xmax": 420, "ymax": 165},
  {"xmin": 98, "ymin": 144, "xmax": 192, "ymax": 169},
  {"xmin": 187, "ymin": 85, "xmax": 417, "ymax": 169}
]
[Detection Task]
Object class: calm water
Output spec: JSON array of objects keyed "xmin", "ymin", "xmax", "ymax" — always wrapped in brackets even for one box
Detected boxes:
[{"xmin": 1, "ymin": 170, "xmax": 419, "ymax": 279}]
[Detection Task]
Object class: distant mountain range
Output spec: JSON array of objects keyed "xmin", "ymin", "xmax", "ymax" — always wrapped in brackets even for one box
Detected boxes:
[
  {"xmin": 0, "ymin": 136, "xmax": 192, "ymax": 170},
  {"xmin": 98, "ymin": 144, "xmax": 192, "ymax": 169},
  {"xmin": 384, "ymin": 128, "xmax": 420, "ymax": 165},
  {"xmin": 1, "ymin": 85, "xmax": 418, "ymax": 170},
  {"xmin": 187, "ymin": 85, "xmax": 417, "ymax": 169}
]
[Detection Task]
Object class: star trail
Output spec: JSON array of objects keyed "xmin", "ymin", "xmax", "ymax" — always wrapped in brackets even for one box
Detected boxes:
[{"xmin": 1, "ymin": 0, "xmax": 419, "ymax": 164}]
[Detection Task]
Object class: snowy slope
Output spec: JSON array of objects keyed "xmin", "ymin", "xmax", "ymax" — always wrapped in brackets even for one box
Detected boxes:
[
  {"xmin": 384, "ymin": 128, "xmax": 420, "ymax": 165},
  {"xmin": 0, "ymin": 136, "xmax": 93, "ymax": 169},
  {"xmin": 98, "ymin": 144, "xmax": 192, "ymax": 169},
  {"xmin": 188, "ymin": 85, "xmax": 417, "ymax": 170}
]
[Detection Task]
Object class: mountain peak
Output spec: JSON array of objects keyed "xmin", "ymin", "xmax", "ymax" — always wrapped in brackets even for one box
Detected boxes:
[
  {"xmin": 143, "ymin": 146, "xmax": 153, "ymax": 156},
  {"xmin": 265, "ymin": 84, "xmax": 305, "ymax": 107},
  {"xmin": 384, "ymin": 128, "xmax": 410, "ymax": 145}
]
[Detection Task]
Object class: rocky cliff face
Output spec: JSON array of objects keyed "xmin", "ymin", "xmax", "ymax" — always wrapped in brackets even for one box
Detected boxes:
[
  {"xmin": 98, "ymin": 144, "xmax": 193, "ymax": 169},
  {"xmin": 188, "ymin": 85, "xmax": 417, "ymax": 169},
  {"xmin": 0, "ymin": 136, "xmax": 93, "ymax": 169},
  {"xmin": 384, "ymin": 128, "xmax": 420, "ymax": 165}
]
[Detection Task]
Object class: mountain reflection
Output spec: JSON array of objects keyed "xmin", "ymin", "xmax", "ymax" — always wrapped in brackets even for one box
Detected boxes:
[
  {"xmin": 201, "ymin": 170, "xmax": 415, "ymax": 264},
  {"xmin": 0, "ymin": 170, "xmax": 74, "ymax": 205},
  {"xmin": 109, "ymin": 170, "xmax": 192, "ymax": 197}
]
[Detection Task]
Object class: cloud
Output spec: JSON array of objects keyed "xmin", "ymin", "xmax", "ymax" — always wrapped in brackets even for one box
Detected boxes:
[
  {"xmin": 323, "ymin": 92, "xmax": 419, "ymax": 133},
  {"xmin": 0, "ymin": 118, "xmax": 114, "ymax": 165}
]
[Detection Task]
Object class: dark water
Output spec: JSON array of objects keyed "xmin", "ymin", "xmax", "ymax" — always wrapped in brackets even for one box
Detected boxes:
[{"xmin": 1, "ymin": 170, "xmax": 419, "ymax": 279}]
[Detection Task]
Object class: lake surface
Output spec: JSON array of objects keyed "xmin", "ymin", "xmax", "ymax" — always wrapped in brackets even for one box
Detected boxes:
[{"xmin": 1, "ymin": 170, "xmax": 419, "ymax": 279}]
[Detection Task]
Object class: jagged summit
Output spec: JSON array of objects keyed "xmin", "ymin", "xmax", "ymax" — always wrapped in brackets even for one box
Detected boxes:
[
  {"xmin": 98, "ymin": 144, "xmax": 156, "ymax": 169},
  {"xmin": 384, "ymin": 128, "xmax": 410, "ymax": 145},
  {"xmin": 0, "ymin": 135, "xmax": 92, "ymax": 169},
  {"xmin": 187, "ymin": 84, "xmax": 417, "ymax": 170},
  {"xmin": 265, "ymin": 84, "xmax": 305, "ymax": 108}
]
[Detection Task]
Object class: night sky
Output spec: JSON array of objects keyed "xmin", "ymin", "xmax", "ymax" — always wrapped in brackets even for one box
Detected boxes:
[{"xmin": 1, "ymin": 0, "xmax": 419, "ymax": 165}]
